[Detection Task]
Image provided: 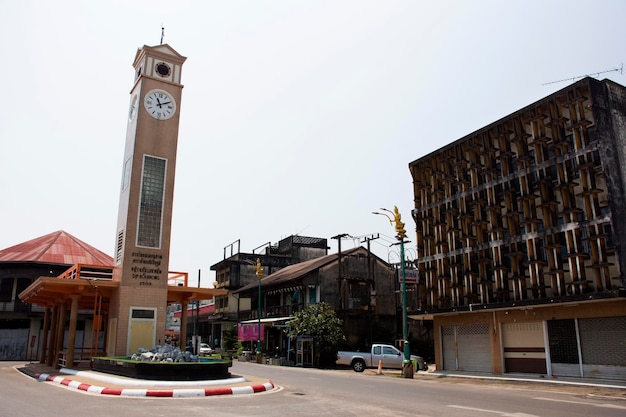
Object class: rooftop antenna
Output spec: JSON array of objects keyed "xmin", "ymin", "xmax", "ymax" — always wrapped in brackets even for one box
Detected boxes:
[
  {"xmin": 160, "ymin": 25, "xmax": 165, "ymax": 45},
  {"xmin": 542, "ymin": 63, "xmax": 623, "ymax": 86}
]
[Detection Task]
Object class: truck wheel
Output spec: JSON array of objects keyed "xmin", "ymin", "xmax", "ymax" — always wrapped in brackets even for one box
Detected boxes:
[{"xmin": 352, "ymin": 359, "xmax": 366, "ymax": 372}]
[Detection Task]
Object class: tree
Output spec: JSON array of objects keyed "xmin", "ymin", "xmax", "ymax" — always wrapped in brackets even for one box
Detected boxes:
[
  {"xmin": 284, "ymin": 302, "xmax": 346, "ymax": 367},
  {"xmin": 221, "ymin": 325, "xmax": 240, "ymax": 353}
]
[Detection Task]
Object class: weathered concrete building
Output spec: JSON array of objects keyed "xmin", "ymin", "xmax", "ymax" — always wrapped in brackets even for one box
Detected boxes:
[{"xmin": 409, "ymin": 77, "xmax": 626, "ymax": 380}]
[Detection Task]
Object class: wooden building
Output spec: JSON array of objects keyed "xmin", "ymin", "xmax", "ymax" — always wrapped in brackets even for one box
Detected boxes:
[
  {"xmin": 234, "ymin": 246, "xmax": 398, "ymax": 354},
  {"xmin": 208, "ymin": 235, "xmax": 330, "ymax": 349}
]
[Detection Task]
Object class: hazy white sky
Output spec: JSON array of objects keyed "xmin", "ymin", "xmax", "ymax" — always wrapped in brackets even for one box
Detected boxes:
[{"xmin": 1, "ymin": 0, "xmax": 624, "ymax": 286}]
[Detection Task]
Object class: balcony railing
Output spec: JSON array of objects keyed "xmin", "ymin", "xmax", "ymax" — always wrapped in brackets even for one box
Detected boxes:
[
  {"xmin": 0, "ymin": 300, "xmax": 31, "ymax": 313},
  {"xmin": 242, "ymin": 303, "xmax": 304, "ymax": 320},
  {"xmin": 56, "ymin": 264, "xmax": 189, "ymax": 287},
  {"xmin": 59, "ymin": 264, "xmax": 114, "ymax": 280}
]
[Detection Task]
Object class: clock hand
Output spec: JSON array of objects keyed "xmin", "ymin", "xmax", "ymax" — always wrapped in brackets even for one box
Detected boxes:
[{"xmin": 154, "ymin": 98, "xmax": 171, "ymax": 108}]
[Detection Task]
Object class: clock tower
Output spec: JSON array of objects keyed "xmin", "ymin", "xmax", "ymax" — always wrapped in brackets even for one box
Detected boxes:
[{"xmin": 109, "ymin": 44, "xmax": 187, "ymax": 355}]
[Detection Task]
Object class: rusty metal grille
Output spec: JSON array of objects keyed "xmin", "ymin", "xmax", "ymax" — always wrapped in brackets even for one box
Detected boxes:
[{"xmin": 547, "ymin": 319, "xmax": 579, "ymax": 364}]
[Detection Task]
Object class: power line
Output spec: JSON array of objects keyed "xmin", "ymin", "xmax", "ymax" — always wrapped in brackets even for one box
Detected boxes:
[{"xmin": 542, "ymin": 63, "xmax": 623, "ymax": 86}]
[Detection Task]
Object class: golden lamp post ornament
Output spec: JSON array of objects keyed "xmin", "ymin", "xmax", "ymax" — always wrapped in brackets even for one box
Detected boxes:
[
  {"xmin": 372, "ymin": 206, "xmax": 413, "ymax": 378},
  {"xmin": 392, "ymin": 206, "xmax": 407, "ymax": 239}
]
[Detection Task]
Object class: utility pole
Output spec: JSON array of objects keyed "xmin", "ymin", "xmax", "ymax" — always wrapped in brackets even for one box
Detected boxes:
[
  {"xmin": 195, "ymin": 269, "xmax": 200, "ymax": 355},
  {"xmin": 361, "ymin": 233, "xmax": 380, "ymax": 281},
  {"xmin": 331, "ymin": 234, "xmax": 350, "ymax": 309},
  {"xmin": 361, "ymin": 233, "xmax": 380, "ymax": 348}
]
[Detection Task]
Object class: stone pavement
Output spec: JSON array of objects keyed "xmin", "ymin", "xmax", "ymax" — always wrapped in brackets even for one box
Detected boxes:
[{"xmin": 17, "ymin": 362, "xmax": 275, "ymax": 398}]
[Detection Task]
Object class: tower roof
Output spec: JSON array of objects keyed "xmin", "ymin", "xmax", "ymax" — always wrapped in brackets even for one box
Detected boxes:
[{"xmin": 0, "ymin": 230, "xmax": 113, "ymax": 266}]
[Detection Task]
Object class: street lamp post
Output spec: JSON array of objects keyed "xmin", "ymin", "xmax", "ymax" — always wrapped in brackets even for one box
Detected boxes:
[
  {"xmin": 373, "ymin": 206, "xmax": 414, "ymax": 378},
  {"xmin": 255, "ymin": 258, "xmax": 263, "ymax": 362}
]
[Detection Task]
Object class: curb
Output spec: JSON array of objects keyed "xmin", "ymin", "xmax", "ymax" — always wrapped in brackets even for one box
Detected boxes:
[
  {"xmin": 32, "ymin": 372, "xmax": 275, "ymax": 398},
  {"xmin": 429, "ymin": 372, "xmax": 626, "ymax": 390}
]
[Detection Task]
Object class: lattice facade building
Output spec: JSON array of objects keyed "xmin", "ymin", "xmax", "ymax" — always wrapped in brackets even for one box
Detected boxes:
[{"xmin": 409, "ymin": 77, "xmax": 626, "ymax": 380}]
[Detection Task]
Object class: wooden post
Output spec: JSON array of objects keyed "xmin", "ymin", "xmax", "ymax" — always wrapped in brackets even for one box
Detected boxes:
[{"xmin": 66, "ymin": 296, "xmax": 80, "ymax": 367}]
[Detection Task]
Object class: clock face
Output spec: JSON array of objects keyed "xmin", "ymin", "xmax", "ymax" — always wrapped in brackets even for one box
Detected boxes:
[
  {"xmin": 128, "ymin": 94, "xmax": 138, "ymax": 121},
  {"xmin": 143, "ymin": 89, "xmax": 176, "ymax": 120}
]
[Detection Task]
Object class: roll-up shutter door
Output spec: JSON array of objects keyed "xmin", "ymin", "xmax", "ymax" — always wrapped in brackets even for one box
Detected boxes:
[
  {"xmin": 579, "ymin": 316, "xmax": 626, "ymax": 380},
  {"xmin": 502, "ymin": 322, "xmax": 547, "ymax": 374},
  {"xmin": 0, "ymin": 328, "xmax": 28, "ymax": 360},
  {"xmin": 547, "ymin": 318, "xmax": 580, "ymax": 377},
  {"xmin": 442, "ymin": 326, "xmax": 457, "ymax": 370},
  {"xmin": 442, "ymin": 324, "xmax": 491, "ymax": 372}
]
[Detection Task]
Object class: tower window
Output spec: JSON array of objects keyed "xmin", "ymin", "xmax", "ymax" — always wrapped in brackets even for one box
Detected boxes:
[
  {"xmin": 131, "ymin": 308, "xmax": 155, "ymax": 319},
  {"xmin": 115, "ymin": 230, "xmax": 124, "ymax": 264},
  {"xmin": 137, "ymin": 155, "xmax": 167, "ymax": 248},
  {"xmin": 122, "ymin": 158, "xmax": 131, "ymax": 191},
  {"xmin": 155, "ymin": 62, "xmax": 171, "ymax": 77}
]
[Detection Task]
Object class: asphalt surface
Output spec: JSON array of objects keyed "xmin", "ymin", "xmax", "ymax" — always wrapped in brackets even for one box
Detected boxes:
[{"xmin": 15, "ymin": 360, "xmax": 626, "ymax": 399}]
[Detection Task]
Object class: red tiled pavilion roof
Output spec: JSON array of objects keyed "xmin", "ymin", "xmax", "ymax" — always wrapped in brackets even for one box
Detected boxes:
[{"xmin": 0, "ymin": 230, "xmax": 113, "ymax": 266}]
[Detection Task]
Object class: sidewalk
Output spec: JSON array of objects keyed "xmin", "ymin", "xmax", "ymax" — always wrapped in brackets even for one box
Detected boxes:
[
  {"xmin": 429, "ymin": 370, "xmax": 626, "ymax": 390},
  {"xmin": 17, "ymin": 361, "xmax": 275, "ymax": 398},
  {"xmin": 364, "ymin": 366, "xmax": 626, "ymax": 392}
]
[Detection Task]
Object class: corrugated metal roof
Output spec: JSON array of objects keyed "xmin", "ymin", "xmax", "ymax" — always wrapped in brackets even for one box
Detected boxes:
[
  {"xmin": 290, "ymin": 235, "xmax": 326, "ymax": 245},
  {"xmin": 0, "ymin": 230, "xmax": 113, "ymax": 266},
  {"xmin": 234, "ymin": 247, "xmax": 366, "ymax": 294}
]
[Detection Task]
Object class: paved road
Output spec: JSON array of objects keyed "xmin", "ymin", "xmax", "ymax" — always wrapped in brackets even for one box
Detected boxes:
[
  {"xmin": 2, "ymin": 361, "xmax": 625, "ymax": 417},
  {"xmin": 232, "ymin": 362, "xmax": 626, "ymax": 416}
]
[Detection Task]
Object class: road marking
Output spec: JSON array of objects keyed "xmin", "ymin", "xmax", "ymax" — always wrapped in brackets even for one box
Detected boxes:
[
  {"xmin": 448, "ymin": 405, "xmax": 539, "ymax": 416},
  {"xmin": 533, "ymin": 397, "xmax": 626, "ymax": 410}
]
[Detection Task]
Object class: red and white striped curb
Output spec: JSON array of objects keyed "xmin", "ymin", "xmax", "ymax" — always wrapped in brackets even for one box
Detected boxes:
[{"xmin": 34, "ymin": 373, "xmax": 275, "ymax": 397}]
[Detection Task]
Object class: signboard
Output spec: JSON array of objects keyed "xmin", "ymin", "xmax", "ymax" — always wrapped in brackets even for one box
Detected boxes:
[
  {"xmin": 398, "ymin": 268, "xmax": 419, "ymax": 284},
  {"xmin": 238, "ymin": 323, "xmax": 265, "ymax": 341}
]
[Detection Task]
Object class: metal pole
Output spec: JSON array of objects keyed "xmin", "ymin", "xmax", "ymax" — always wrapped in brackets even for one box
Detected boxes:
[
  {"xmin": 373, "ymin": 206, "xmax": 413, "ymax": 378},
  {"xmin": 400, "ymin": 237, "xmax": 412, "ymax": 378},
  {"xmin": 255, "ymin": 258, "xmax": 263, "ymax": 361},
  {"xmin": 191, "ymin": 301, "xmax": 195, "ymax": 352},
  {"xmin": 257, "ymin": 277, "xmax": 261, "ymax": 355},
  {"xmin": 196, "ymin": 269, "xmax": 200, "ymax": 354}
]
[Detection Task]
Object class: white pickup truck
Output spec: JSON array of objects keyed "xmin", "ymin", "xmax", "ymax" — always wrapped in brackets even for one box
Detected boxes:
[{"xmin": 336, "ymin": 343, "xmax": 428, "ymax": 372}]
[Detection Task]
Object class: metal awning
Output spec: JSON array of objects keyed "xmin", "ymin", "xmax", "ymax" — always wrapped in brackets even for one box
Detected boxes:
[{"xmin": 239, "ymin": 316, "xmax": 294, "ymax": 324}]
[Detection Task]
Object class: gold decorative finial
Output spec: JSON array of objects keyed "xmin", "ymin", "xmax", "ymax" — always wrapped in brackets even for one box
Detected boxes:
[
  {"xmin": 372, "ymin": 206, "xmax": 407, "ymax": 240},
  {"xmin": 255, "ymin": 258, "xmax": 263, "ymax": 280},
  {"xmin": 393, "ymin": 206, "xmax": 407, "ymax": 239}
]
